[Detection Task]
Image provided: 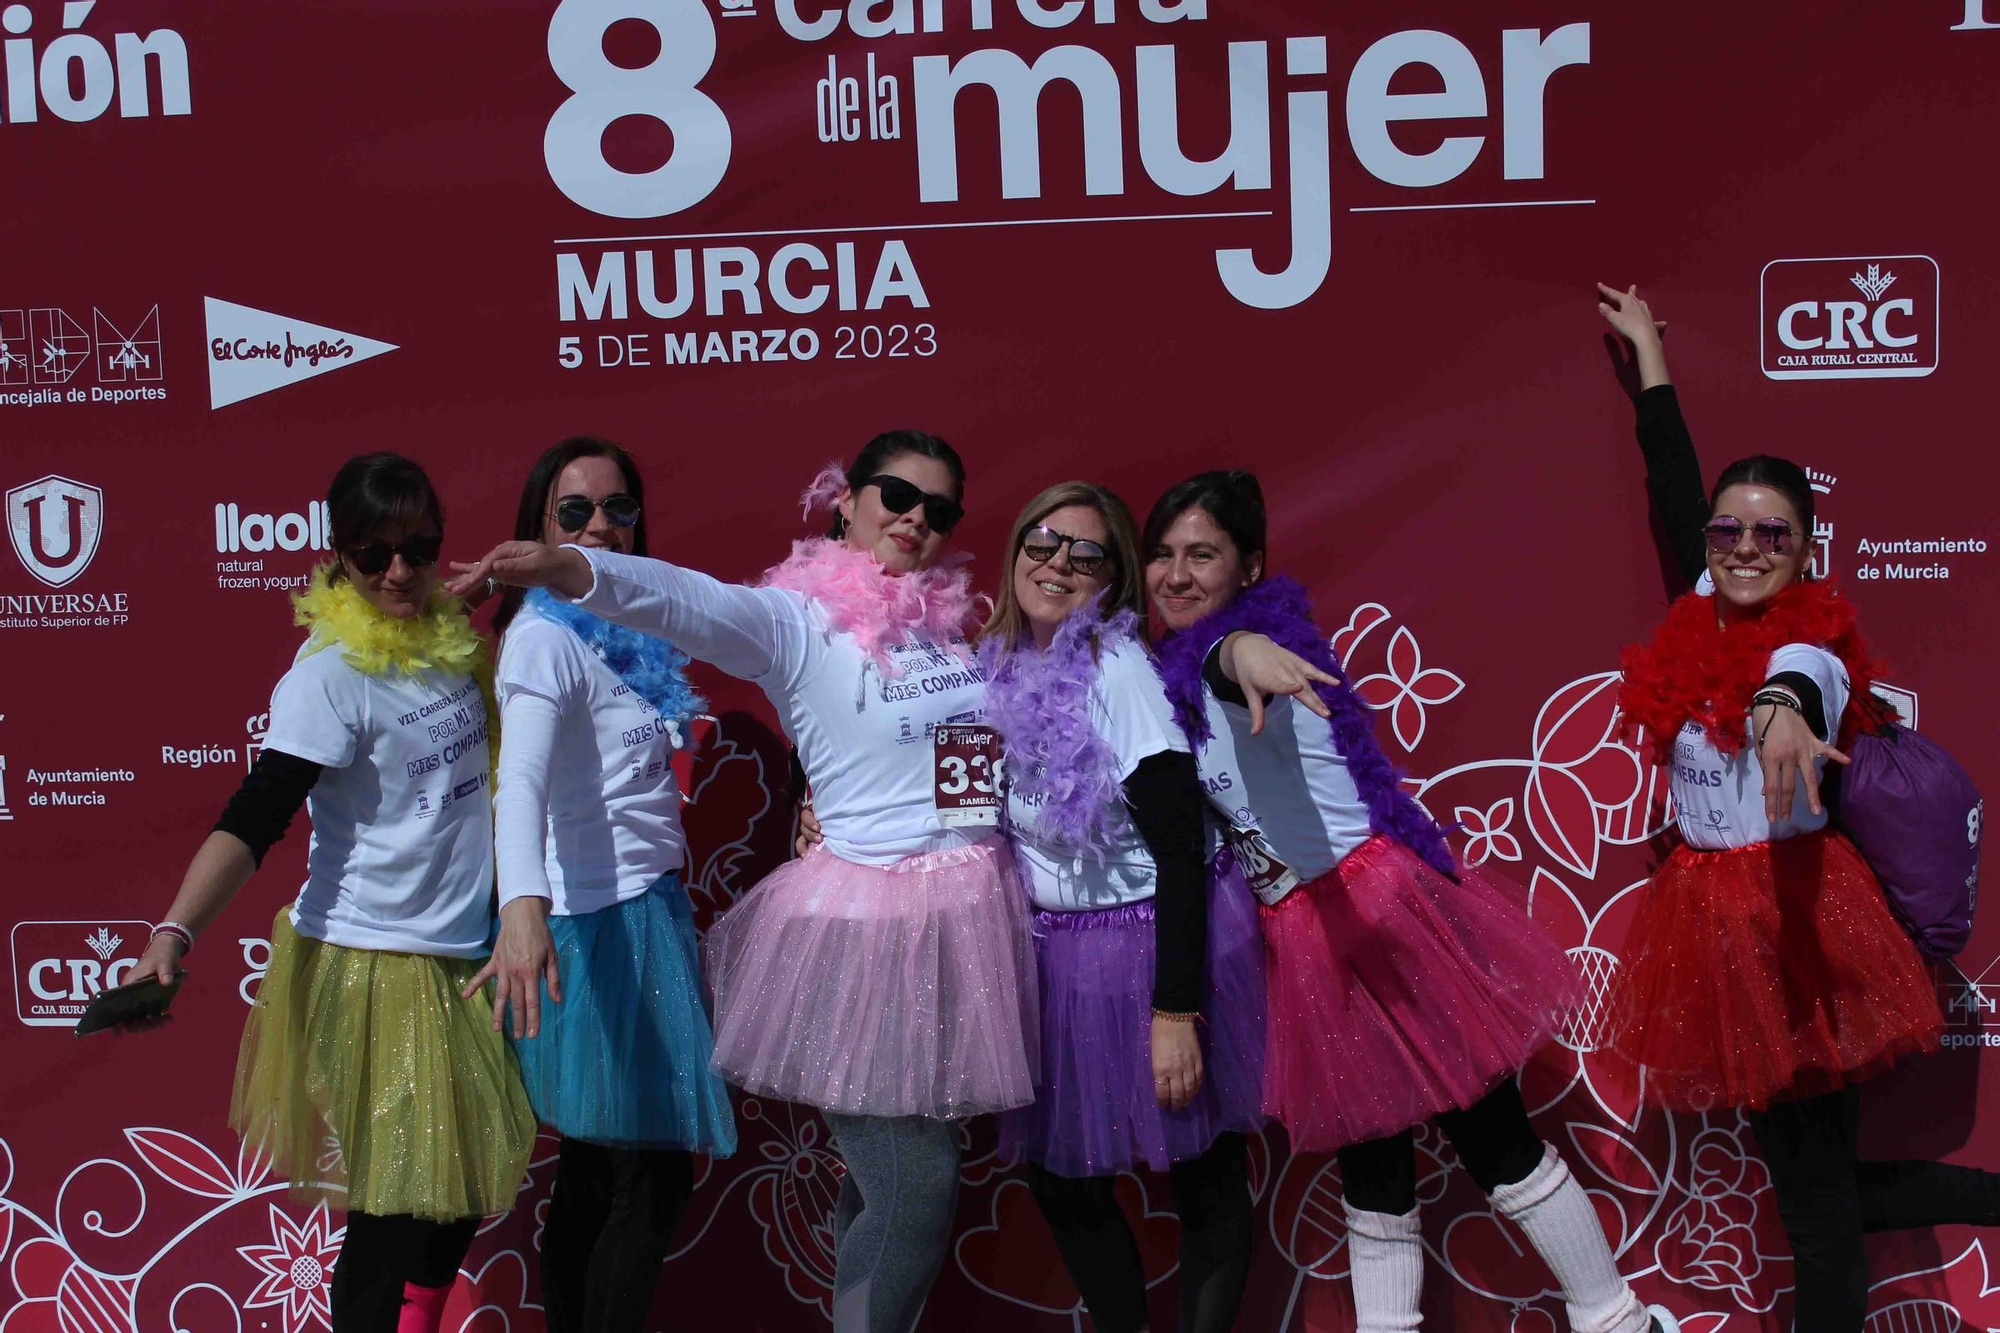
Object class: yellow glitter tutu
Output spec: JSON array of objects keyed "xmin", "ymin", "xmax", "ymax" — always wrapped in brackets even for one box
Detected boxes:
[{"xmin": 230, "ymin": 908, "xmax": 535, "ymax": 1221}]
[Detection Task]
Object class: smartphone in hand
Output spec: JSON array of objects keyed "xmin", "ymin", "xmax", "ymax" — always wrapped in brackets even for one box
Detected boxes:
[{"xmin": 74, "ymin": 971, "xmax": 186, "ymax": 1037}]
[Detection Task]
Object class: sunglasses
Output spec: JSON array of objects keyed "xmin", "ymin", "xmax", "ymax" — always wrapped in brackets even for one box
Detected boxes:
[
  {"xmin": 1020, "ymin": 525, "xmax": 1112, "ymax": 577},
  {"xmin": 553, "ymin": 493, "xmax": 641, "ymax": 533},
  {"xmin": 346, "ymin": 532, "xmax": 442, "ymax": 576},
  {"xmin": 1704, "ymin": 516, "xmax": 1797, "ymax": 556},
  {"xmin": 866, "ymin": 474, "xmax": 963, "ymax": 534}
]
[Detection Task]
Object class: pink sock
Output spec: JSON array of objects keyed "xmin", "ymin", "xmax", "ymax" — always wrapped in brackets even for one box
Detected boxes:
[{"xmin": 396, "ymin": 1280, "xmax": 452, "ymax": 1333}]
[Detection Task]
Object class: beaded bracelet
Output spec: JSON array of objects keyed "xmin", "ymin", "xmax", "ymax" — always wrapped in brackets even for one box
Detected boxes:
[
  {"xmin": 1151, "ymin": 1007, "xmax": 1204, "ymax": 1025},
  {"xmin": 151, "ymin": 921, "xmax": 194, "ymax": 952}
]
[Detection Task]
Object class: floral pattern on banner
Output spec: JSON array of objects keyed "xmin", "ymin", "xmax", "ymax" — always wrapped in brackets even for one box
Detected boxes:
[{"xmin": 2, "ymin": 623, "xmax": 1988, "ymax": 1332}]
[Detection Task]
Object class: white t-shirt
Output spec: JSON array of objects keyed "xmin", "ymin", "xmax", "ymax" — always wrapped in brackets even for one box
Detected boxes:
[
  {"xmin": 493, "ymin": 601, "xmax": 690, "ymax": 916},
  {"xmin": 1671, "ymin": 643, "xmax": 1849, "ymax": 849},
  {"xmin": 1005, "ymin": 639, "xmax": 1189, "ymax": 912},
  {"xmin": 261, "ymin": 643, "xmax": 495, "ymax": 958},
  {"xmin": 571, "ymin": 549, "xmax": 995, "ymax": 866},
  {"xmin": 1190, "ymin": 667, "xmax": 1373, "ymax": 901}
]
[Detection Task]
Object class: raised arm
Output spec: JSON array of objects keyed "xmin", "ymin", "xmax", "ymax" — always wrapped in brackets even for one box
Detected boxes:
[{"xmin": 1599, "ymin": 283, "xmax": 1708, "ymax": 587}]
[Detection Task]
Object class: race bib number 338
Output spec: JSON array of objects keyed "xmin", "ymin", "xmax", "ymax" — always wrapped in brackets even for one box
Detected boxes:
[{"xmin": 934, "ymin": 725, "xmax": 1002, "ymax": 827}]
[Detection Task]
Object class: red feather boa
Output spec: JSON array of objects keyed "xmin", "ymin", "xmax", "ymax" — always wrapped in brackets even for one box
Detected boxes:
[{"xmin": 1618, "ymin": 579, "xmax": 1883, "ymax": 758}]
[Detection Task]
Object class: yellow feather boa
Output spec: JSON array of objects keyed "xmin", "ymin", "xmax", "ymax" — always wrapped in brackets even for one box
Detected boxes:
[{"xmin": 292, "ymin": 565, "xmax": 499, "ymax": 765}]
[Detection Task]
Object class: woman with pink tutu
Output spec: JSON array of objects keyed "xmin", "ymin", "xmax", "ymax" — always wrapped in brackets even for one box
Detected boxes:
[
  {"xmin": 1144, "ymin": 470, "xmax": 1681, "ymax": 1333},
  {"xmin": 980, "ymin": 481, "xmax": 1269, "ymax": 1333},
  {"xmin": 450, "ymin": 432, "xmax": 1038, "ymax": 1333}
]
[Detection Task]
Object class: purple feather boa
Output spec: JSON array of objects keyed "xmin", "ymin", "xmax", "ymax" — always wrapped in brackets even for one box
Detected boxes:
[
  {"xmin": 1151, "ymin": 576, "xmax": 1459, "ymax": 879},
  {"xmin": 977, "ymin": 601, "xmax": 1140, "ymax": 862}
]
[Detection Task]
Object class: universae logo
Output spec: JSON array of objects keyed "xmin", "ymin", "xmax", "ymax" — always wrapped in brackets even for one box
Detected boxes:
[
  {"xmin": 1761, "ymin": 255, "xmax": 1939, "ymax": 381},
  {"xmin": 5, "ymin": 474, "xmax": 102, "ymax": 587}
]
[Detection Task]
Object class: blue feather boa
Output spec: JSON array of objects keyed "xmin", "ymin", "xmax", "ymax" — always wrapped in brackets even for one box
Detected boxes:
[{"xmin": 525, "ymin": 588, "xmax": 705, "ymax": 741}]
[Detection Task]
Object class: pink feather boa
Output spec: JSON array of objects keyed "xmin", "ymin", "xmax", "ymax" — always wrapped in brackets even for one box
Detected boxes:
[{"xmin": 760, "ymin": 537, "xmax": 983, "ymax": 677}]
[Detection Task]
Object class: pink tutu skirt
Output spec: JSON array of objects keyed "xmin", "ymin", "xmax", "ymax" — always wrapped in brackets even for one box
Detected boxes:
[
  {"xmin": 1262, "ymin": 835, "xmax": 1579, "ymax": 1152},
  {"xmin": 703, "ymin": 836, "xmax": 1039, "ymax": 1119}
]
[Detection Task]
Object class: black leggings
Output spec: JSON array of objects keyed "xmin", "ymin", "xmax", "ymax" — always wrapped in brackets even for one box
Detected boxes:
[
  {"xmin": 329, "ymin": 1212, "xmax": 480, "ymax": 1332},
  {"xmin": 540, "ymin": 1139, "xmax": 696, "ymax": 1333},
  {"xmin": 1748, "ymin": 1085, "xmax": 2000, "ymax": 1332},
  {"xmin": 1025, "ymin": 1132, "xmax": 1253, "ymax": 1333},
  {"xmin": 1337, "ymin": 1080, "xmax": 1547, "ymax": 1214}
]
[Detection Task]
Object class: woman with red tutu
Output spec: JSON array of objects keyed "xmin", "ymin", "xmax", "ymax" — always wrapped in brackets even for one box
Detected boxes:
[
  {"xmin": 1146, "ymin": 470, "xmax": 1680, "ymax": 1333},
  {"xmin": 450, "ymin": 432, "xmax": 1039, "ymax": 1333},
  {"xmin": 981, "ymin": 482, "xmax": 1270, "ymax": 1333},
  {"xmin": 1601, "ymin": 284, "xmax": 2000, "ymax": 1332}
]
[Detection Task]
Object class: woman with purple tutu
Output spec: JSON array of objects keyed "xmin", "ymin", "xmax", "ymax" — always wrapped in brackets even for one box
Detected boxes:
[
  {"xmin": 1144, "ymin": 470, "xmax": 1681, "ymax": 1333},
  {"xmin": 979, "ymin": 481, "xmax": 1269, "ymax": 1333},
  {"xmin": 450, "ymin": 432, "xmax": 1039, "ymax": 1333}
]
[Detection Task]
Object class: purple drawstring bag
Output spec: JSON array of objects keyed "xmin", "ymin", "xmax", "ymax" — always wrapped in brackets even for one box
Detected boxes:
[{"xmin": 1833, "ymin": 713, "xmax": 1985, "ymax": 961}]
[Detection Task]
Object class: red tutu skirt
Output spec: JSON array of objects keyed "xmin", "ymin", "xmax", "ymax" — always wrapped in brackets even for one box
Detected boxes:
[
  {"xmin": 1604, "ymin": 828, "xmax": 1941, "ymax": 1112},
  {"xmin": 1261, "ymin": 835, "xmax": 1579, "ymax": 1153}
]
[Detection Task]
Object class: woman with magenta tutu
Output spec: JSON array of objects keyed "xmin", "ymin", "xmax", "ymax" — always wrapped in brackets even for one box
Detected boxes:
[
  {"xmin": 1144, "ymin": 469, "xmax": 1680, "ymax": 1333},
  {"xmin": 449, "ymin": 431, "xmax": 1037, "ymax": 1333},
  {"xmin": 472, "ymin": 436, "xmax": 736, "ymax": 1333},
  {"xmin": 979, "ymin": 481, "xmax": 1269, "ymax": 1333},
  {"xmin": 1600, "ymin": 284, "xmax": 2000, "ymax": 1333},
  {"xmin": 125, "ymin": 453, "xmax": 536, "ymax": 1333}
]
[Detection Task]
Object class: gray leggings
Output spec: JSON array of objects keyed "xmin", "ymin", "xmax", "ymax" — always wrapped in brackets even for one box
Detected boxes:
[{"xmin": 825, "ymin": 1112, "xmax": 963, "ymax": 1333}]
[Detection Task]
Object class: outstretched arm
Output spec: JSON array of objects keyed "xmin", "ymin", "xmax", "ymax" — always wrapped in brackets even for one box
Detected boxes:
[{"xmin": 1600, "ymin": 283, "xmax": 1708, "ymax": 587}]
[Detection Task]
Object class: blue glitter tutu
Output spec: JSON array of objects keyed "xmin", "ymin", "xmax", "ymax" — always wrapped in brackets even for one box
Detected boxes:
[{"xmin": 510, "ymin": 872, "xmax": 737, "ymax": 1155}]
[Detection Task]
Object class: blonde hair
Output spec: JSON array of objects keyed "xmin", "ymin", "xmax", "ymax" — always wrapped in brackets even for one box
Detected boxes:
[{"xmin": 982, "ymin": 481, "xmax": 1146, "ymax": 649}]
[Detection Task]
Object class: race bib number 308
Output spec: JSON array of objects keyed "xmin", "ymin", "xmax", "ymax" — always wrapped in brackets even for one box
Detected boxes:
[
  {"xmin": 934, "ymin": 725, "xmax": 1002, "ymax": 827},
  {"xmin": 1227, "ymin": 826, "xmax": 1301, "ymax": 906}
]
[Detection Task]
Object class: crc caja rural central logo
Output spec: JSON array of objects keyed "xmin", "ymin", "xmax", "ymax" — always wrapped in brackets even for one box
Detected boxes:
[
  {"xmin": 1761, "ymin": 255, "xmax": 1939, "ymax": 381},
  {"xmin": 12, "ymin": 919, "xmax": 148, "ymax": 1027}
]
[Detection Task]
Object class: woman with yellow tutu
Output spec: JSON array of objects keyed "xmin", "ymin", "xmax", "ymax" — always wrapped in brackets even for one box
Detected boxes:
[{"xmin": 125, "ymin": 453, "xmax": 535, "ymax": 1333}]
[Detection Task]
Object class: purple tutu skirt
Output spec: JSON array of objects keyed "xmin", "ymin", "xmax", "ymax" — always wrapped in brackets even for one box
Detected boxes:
[
  {"xmin": 1001, "ymin": 851, "xmax": 1267, "ymax": 1176},
  {"xmin": 1262, "ymin": 834, "xmax": 1579, "ymax": 1153},
  {"xmin": 704, "ymin": 836, "xmax": 1039, "ymax": 1119}
]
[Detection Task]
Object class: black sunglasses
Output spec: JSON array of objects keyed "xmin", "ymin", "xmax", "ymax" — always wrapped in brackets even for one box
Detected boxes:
[
  {"xmin": 346, "ymin": 532, "xmax": 442, "ymax": 576},
  {"xmin": 866, "ymin": 474, "xmax": 963, "ymax": 534},
  {"xmin": 1020, "ymin": 525, "xmax": 1111, "ymax": 577},
  {"xmin": 553, "ymin": 493, "xmax": 641, "ymax": 533}
]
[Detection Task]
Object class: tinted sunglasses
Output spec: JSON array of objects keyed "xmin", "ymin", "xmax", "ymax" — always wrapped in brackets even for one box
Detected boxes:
[
  {"xmin": 346, "ymin": 532, "xmax": 442, "ymax": 576},
  {"xmin": 1704, "ymin": 516, "xmax": 1797, "ymax": 556},
  {"xmin": 867, "ymin": 474, "xmax": 963, "ymax": 534},
  {"xmin": 553, "ymin": 493, "xmax": 641, "ymax": 533},
  {"xmin": 1020, "ymin": 524, "xmax": 1111, "ymax": 577}
]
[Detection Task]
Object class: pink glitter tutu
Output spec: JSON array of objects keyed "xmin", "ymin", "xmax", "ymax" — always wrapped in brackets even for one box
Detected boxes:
[
  {"xmin": 703, "ymin": 836, "xmax": 1039, "ymax": 1118},
  {"xmin": 1261, "ymin": 835, "xmax": 1579, "ymax": 1152}
]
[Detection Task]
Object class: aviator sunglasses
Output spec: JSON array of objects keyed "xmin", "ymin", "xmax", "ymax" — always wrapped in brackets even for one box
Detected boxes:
[
  {"xmin": 552, "ymin": 493, "xmax": 642, "ymax": 533},
  {"xmin": 1020, "ymin": 524, "xmax": 1111, "ymax": 577},
  {"xmin": 1704, "ymin": 516, "xmax": 1798, "ymax": 556},
  {"xmin": 865, "ymin": 474, "xmax": 963, "ymax": 534},
  {"xmin": 345, "ymin": 532, "xmax": 443, "ymax": 576}
]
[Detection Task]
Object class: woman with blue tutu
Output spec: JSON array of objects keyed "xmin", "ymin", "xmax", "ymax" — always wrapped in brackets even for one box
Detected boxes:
[
  {"xmin": 126, "ymin": 453, "xmax": 536, "ymax": 1333},
  {"xmin": 979, "ymin": 481, "xmax": 1269, "ymax": 1333},
  {"xmin": 450, "ymin": 432, "xmax": 1039, "ymax": 1333},
  {"xmin": 1144, "ymin": 470, "xmax": 1680, "ymax": 1333},
  {"xmin": 468, "ymin": 436, "xmax": 736, "ymax": 1333}
]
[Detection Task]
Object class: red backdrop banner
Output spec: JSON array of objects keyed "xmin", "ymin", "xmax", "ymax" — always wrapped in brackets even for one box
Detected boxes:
[{"xmin": 4, "ymin": 3, "xmax": 1998, "ymax": 1329}]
